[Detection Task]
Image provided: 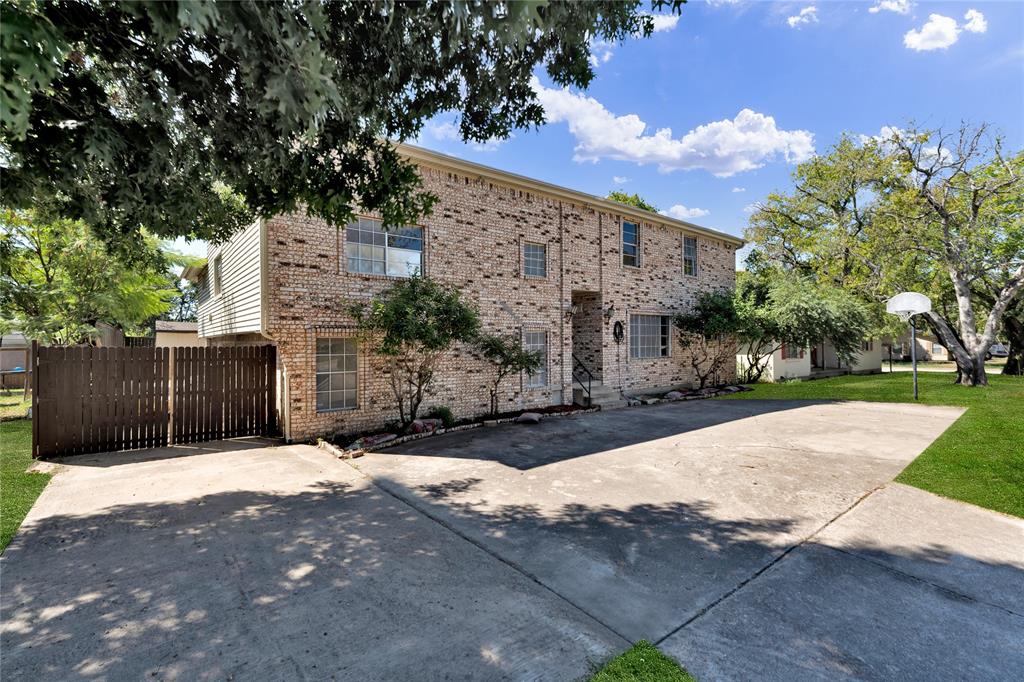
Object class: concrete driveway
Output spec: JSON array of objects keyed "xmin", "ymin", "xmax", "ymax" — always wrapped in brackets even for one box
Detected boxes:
[{"xmin": 3, "ymin": 400, "xmax": 1022, "ymax": 680}]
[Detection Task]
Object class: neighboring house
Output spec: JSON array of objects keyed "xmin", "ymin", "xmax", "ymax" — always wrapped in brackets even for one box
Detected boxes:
[
  {"xmin": 186, "ymin": 144, "xmax": 742, "ymax": 442},
  {"xmin": 0, "ymin": 332, "xmax": 29, "ymax": 389},
  {"xmin": 154, "ymin": 320, "xmax": 205, "ymax": 347},
  {"xmin": 739, "ymin": 338, "xmax": 882, "ymax": 383},
  {"xmin": 885, "ymin": 331, "xmax": 950, "ymax": 361}
]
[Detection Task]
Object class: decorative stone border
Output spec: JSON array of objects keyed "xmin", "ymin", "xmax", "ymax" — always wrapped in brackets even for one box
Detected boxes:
[{"xmin": 317, "ymin": 406, "xmax": 601, "ymax": 459}]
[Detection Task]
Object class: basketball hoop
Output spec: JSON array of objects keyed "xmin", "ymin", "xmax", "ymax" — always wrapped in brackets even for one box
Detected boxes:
[
  {"xmin": 886, "ymin": 292, "xmax": 932, "ymax": 401},
  {"xmin": 886, "ymin": 292, "xmax": 931, "ymax": 322}
]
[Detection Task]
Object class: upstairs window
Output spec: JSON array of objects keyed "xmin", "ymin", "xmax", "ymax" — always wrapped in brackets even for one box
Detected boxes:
[
  {"xmin": 683, "ymin": 236, "xmax": 698, "ymax": 276},
  {"xmin": 212, "ymin": 255, "xmax": 223, "ymax": 296},
  {"xmin": 622, "ymin": 220, "xmax": 639, "ymax": 267},
  {"xmin": 346, "ymin": 218, "xmax": 423, "ymax": 277},
  {"xmin": 630, "ymin": 315, "xmax": 670, "ymax": 358},
  {"xmin": 524, "ymin": 330, "xmax": 548, "ymax": 387},
  {"xmin": 523, "ymin": 242, "xmax": 547, "ymax": 278}
]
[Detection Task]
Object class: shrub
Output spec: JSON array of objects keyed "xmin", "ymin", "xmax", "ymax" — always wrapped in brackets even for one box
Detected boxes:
[{"xmin": 425, "ymin": 405, "xmax": 455, "ymax": 428}]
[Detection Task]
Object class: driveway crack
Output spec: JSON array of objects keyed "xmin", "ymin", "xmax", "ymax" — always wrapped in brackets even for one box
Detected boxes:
[
  {"xmin": 653, "ymin": 482, "xmax": 887, "ymax": 646},
  {"xmin": 345, "ymin": 463, "xmax": 634, "ymax": 646}
]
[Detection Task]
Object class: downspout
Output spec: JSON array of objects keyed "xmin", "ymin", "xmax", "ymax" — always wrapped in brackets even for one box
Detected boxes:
[{"xmin": 256, "ymin": 217, "xmax": 288, "ymax": 442}]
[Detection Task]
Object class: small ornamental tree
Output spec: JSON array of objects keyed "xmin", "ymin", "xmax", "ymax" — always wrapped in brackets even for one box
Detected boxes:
[
  {"xmin": 674, "ymin": 292, "xmax": 741, "ymax": 389},
  {"xmin": 349, "ymin": 276, "xmax": 479, "ymax": 430},
  {"xmin": 475, "ymin": 333, "xmax": 542, "ymax": 415},
  {"xmin": 734, "ymin": 269, "xmax": 874, "ymax": 383},
  {"xmin": 606, "ymin": 191, "xmax": 659, "ymax": 213}
]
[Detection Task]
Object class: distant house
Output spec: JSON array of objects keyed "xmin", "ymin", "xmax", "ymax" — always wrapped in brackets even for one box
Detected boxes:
[
  {"xmin": 0, "ymin": 331, "xmax": 29, "ymax": 389},
  {"xmin": 154, "ymin": 320, "xmax": 205, "ymax": 347},
  {"xmin": 738, "ymin": 338, "xmax": 882, "ymax": 382},
  {"xmin": 885, "ymin": 331, "xmax": 949, "ymax": 361}
]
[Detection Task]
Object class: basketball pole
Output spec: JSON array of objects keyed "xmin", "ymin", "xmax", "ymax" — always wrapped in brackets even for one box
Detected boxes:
[{"xmin": 910, "ymin": 316, "xmax": 918, "ymax": 401}]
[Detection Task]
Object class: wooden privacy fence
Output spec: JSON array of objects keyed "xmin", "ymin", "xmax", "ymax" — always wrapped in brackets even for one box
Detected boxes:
[{"xmin": 32, "ymin": 344, "xmax": 276, "ymax": 458}]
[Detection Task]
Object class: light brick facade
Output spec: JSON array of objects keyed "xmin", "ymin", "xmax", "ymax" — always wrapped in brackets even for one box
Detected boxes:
[{"xmin": 199, "ymin": 148, "xmax": 740, "ymax": 442}]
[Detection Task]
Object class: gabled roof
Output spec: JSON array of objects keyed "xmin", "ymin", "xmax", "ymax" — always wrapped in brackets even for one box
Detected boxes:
[{"xmin": 398, "ymin": 142, "xmax": 745, "ymax": 248}]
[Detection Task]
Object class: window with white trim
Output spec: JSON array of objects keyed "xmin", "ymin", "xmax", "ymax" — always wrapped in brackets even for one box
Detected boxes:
[
  {"xmin": 523, "ymin": 242, "xmax": 547, "ymax": 277},
  {"xmin": 629, "ymin": 315, "xmax": 670, "ymax": 358},
  {"xmin": 683, "ymin": 236, "xmax": 698, "ymax": 276},
  {"xmin": 212, "ymin": 255, "xmax": 223, "ymax": 296},
  {"xmin": 781, "ymin": 344, "xmax": 801, "ymax": 360},
  {"xmin": 524, "ymin": 330, "xmax": 548, "ymax": 388},
  {"xmin": 861, "ymin": 339, "xmax": 874, "ymax": 352},
  {"xmin": 346, "ymin": 217, "xmax": 423, "ymax": 277},
  {"xmin": 622, "ymin": 220, "xmax": 639, "ymax": 267},
  {"xmin": 316, "ymin": 338, "xmax": 358, "ymax": 411}
]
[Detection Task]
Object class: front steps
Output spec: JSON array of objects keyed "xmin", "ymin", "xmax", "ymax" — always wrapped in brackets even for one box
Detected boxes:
[{"xmin": 572, "ymin": 381, "xmax": 629, "ymax": 410}]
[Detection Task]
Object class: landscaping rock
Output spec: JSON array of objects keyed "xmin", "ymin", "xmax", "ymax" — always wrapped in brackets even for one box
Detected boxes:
[
  {"xmin": 410, "ymin": 418, "xmax": 443, "ymax": 434},
  {"xmin": 665, "ymin": 391, "xmax": 684, "ymax": 400},
  {"xmin": 361, "ymin": 433, "xmax": 397, "ymax": 448},
  {"xmin": 515, "ymin": 412, "xmax": 543, "ymax": 424},
  {"xmin": 721, "ymin": 385, "xmax": 742, "ymax": 393}
]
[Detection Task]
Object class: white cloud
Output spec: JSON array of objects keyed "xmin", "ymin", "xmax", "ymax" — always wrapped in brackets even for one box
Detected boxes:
[
  {"xmin": 904, "ymin": 14, "xmax": 960, "ymax": 51},
  {"xmin": 612, "ymin": 176, "xmax": 630, "ymax": 185},
  {"xmin": 731, "ymin": 187, "xmax": 746, "ymax": 193},
  {"xmin": 646, "ymin": 13, "xmax": 681, "ymax": 33},
  {"xmin": 869, "ymin": 0, "xmax": 911, "ymax": 15},
  {"xmin": 743, "ymin": 203, "xmax": 758, "ymax": 213},
  {"xmin": 532, "ymin": 77, "xmax": 815, "ymax": 177},
  {"xmin": 423, "ymin": 119, "xmax": 508, "ymax": 152},
  {"xmin": 589, "ymin": 40, "xmax": 616, "ymax": 68},
  {"xmin": 963, "ymin": 9, "xmax": 987, "ymax": 34},
  {"xmin": 664, "ymin": 205, "xmax": 711, "ymax": 220},
  {"xmin": 787, "ymin": 6, "xmax": 818, "ymax": 29}
]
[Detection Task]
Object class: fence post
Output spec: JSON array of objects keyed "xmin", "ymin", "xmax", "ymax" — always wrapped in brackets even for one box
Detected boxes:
[
  {"xmin": 31, "ymin": 340, "xmax": 39, "ymax": 458},
  {"xmin": 167, "ymin": 346, "xmax": 175, "ymax": 445}
]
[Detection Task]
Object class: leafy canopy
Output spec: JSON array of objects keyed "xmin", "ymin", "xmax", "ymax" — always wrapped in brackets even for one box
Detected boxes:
[
  {"xmin": 0, "ymin": 208, "xmax": 179, "ymax": 344},
  {"xmin": 2, "ymin": 0, "xmax": 682, "ymax": 247},
  {"xmin": 607, "ymin": 191, "xmax": 659, "ymax": 213}
]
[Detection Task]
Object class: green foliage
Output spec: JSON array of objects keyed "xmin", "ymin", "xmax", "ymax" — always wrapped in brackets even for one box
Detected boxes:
[
  {"xmin": 0, "ymin": 208, "xmax": 178, "ymax": 344},
  {"xmin": 674, "ymin": 291, "xmax": 741, "ymax": 388},
  {"xmin": 2, "ymin": 0, "xmax": 683, "ymax": 245},
  {"xmin": 745, "ymin": 124, "xmax": 1024, "ymax": 386},
  {"xmin": 425, "ymin": 405, "xmax": 455, "ymax": 429},
  {"xmin": 590, "ymin": 640, "xmax": 697, "ymax": 682},
  {"xmin": 349, "ymin": 276, "xmax": 479, "ymax": 427},
  {"xmin": 732, "ymin": 270, "xmax": 871, "ymax": 383},
  {"xmin": 475, "ymin": 333, "xmax": 542, "ymax": 415},
  {"xmin": 607, "ymin": 191, "xmax": 659, "ymax": 213},
  {"xmin": 720, "ymin": 373, "xmax": 1024, "ymax": 518}
]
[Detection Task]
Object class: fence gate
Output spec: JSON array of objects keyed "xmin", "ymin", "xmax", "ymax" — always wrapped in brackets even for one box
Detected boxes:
[{"xmin": 32, "ymin": 344, "xmax": 276, "ymax": 458}]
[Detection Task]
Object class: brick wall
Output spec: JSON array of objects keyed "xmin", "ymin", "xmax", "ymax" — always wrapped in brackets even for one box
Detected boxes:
[{"xmin": 262, "ymin": 165, "xmax": 737, "ymax": 442}]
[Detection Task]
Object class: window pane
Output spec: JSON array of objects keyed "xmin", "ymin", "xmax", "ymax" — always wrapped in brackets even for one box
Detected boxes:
[
  {"xmin": 387, "ymin": 248, "xmax": 422, "ymax": 277},
  {"xmin": 524, "ymin": 331, "xmax": 548, "ymax": 388},
  {"xmin": 315, "ymin": 337, "xmax": 358, "ymax": 412},
  {"xmin": 523, "ymin": 243, "xmax": 546, "ymax": 277},
  {"xmin": 630, "ymin": 315, "xmax": 669, "ymax": 358}
]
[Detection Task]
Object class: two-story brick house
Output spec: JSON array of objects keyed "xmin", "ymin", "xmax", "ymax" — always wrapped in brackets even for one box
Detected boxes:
[{"xmin": 185, "ymin": 144, "xmax": 742, "ymax": 442}]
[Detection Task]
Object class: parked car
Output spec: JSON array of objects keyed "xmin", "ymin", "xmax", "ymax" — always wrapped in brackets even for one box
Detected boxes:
[{"xmin": 986, "ymin": 343, "xmax": 1009, "ymax": 359}]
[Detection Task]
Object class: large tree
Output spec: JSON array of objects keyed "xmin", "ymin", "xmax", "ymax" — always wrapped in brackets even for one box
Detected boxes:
[
  {"xmin": 747, "ymin": 125, "xmax": 1023, "ymax": 386},
  {"xmin": 2, "ymin": 0, "xmax": 682, "ymax": 247},
  {"xmin": 0, "ymin": 208, "xmax": 178, "ymax": 344}
]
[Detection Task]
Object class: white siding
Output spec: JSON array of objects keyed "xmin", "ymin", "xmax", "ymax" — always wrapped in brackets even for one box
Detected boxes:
[{"xmin": 197, "ymin": 220, "xmax": 264, "ymax": 337}]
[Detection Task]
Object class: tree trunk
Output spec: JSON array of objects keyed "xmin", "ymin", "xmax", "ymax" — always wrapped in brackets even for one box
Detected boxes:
[
  {"xmin": 1002, "ymin": 313, "xmax": 1023, "ymax": 376},
  {"xmin": 924, "ymin": 312, "xmax": 988, "ymax": 386}
]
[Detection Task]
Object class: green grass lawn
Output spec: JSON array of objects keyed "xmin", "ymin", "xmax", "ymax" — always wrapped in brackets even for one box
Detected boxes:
[
  {"xmin": 1, "ymin": 419, "xmax": 51, "ymax": 552},
  {"xmin": 0, "ymin": 389, "xmax": 31, "ymax": 420},
  {"xmin": 590, "ymin": 641, "xmax": 697, "ymax": 682},
  {"xmin": 720, "ymin": 372, "xmax": 1024, "ymax": 518}
]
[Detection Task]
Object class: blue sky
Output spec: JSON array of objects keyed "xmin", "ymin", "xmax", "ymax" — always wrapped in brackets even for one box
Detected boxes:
[
  {"xmin": 415, "ymin": 0, "xmax": 1024, "ymax": 244},
  {"xmin": 176, "ymin": 1, "xmax": 1023, "ymax": 259}
]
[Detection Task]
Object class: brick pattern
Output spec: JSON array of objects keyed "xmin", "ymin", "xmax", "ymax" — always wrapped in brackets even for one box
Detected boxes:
[{"xmin": 251, "ymin": 165, "xmax": 736, "ymax": 441}]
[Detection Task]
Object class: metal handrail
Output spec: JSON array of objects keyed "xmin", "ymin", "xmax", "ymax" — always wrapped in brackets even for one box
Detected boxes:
[{"xmin": 571, "ymin": 354, "xmax": 592, "ymax": 404}]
